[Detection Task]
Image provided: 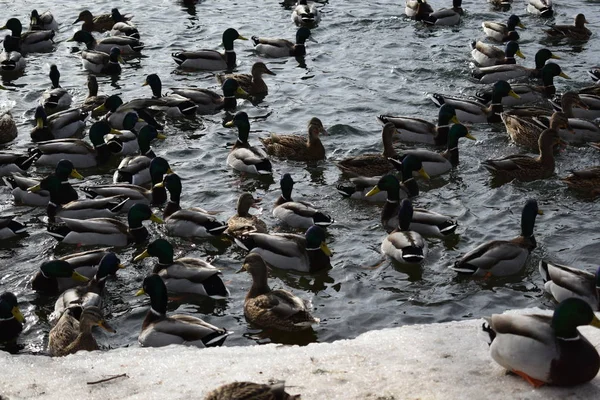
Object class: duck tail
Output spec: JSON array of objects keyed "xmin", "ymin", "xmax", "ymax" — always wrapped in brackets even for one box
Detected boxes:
[
  {"xmin": 22, "ymin": 149, "xmax": 42, "ymax": 170},
  {"xmin": 376, "ymin": 115, "xmax": 390, "ymax": 125},
  {"xmin": 313, "ymin": 212, "xmax": 334, "ymax": 227},
  {"xmin": 474, "ymin": 89, "xmax": 492, "ymax": 104},
  {"xmin": 548, "ymin": 96, "xmax": 562, "ymax": 112},
  {"xmin": 251, "ymin": 36, "xmax": 260, "ymax": 46},
  {"xmin": 539, "ymin": 7, "xmax": 553, "ymax": 18},
  {"xmin": 206, "ymin": 220, "xmax": 228, "ymax": 236},
  {"xmin": 469, "ymin": 39, "xmax": 476, "ymax": 50},
  {"xmin": 109, "ymin": 197, "xmax": 130, "ymax": 213},
  {"xmin": 438, "ymin": 220, "xmax": 458, "ymax": 235},
  {"xmin": 2, "ymin": 175, "xmax": 17, "ymax": 189},
  {"xmin": 234, "ymin": 234, "xmax": 256, "ymax": 252},
  {"xmin": 47, "ymin": 223, "xmax": 70, "ymax": 241},
  {"xmin": 81, "ymin": 186, "xmax": 99, "ymax": 199},
  {"xmin": 171, "ymin": 52, "xmax": 185, "ymax": 66},
  {"xmin": 203, "ymin": 329, "xmax": 232, "ymax": 347},
  {"xmin": 480, "ymin": 319, "xmax": 496, "ymax": 345},
  {"xmin": 132, "ymin": 43, "xmax": 145, "ymax": 53},
  {"xmin": 448, "ymin": 261, "xmax": 477, "ymax": 274},
  {"xmin": 255, "ymin": 158, "xmax": 273, "ymax": 175},
  {"xmin": 428, "ymin": 93, "xmax": 445, "ymax": 108},
  {"xmin": 7, "ymin": 220, "xmax": 27, "ymax": 235},
  {"xmin": 178, "ymin": 100, "xmax": 197, "ymax": 116},
  {"xmin": 538, "ymin": 260, "xmax": 551, "ymax": 283},
  {"xmin": 588, "ymin": 69, "xmax": 600, "ymax": 82},
  {"xmin": 336, "ymin": 183, "xmax": 356, "ymax": 198},
  {"xmin": 401, "ymin": 247, "xmax": 425, "ymax": 263}
]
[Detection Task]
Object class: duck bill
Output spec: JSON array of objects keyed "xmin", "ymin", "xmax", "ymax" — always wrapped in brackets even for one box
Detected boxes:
[
  {"xmin": 72, "ymin": 271, "xmax": 90, "ymax": 282},
  {"xmin": 12, "ymin": 306, "xmax": 25, "ymax": 323},
  {"xmin": 508, "ymin": 90, "xmax": 521, "ymax": 99},
  {"xmin": 537, "ymin": 209, "xmax": 544, "ymax": 215},
  {"xmin": 36, "ymin": 118, "xmax": 44, "ymax": 129},
  {"xmin": 320, "ymin": 242, "xmax": 332, "ymax": 257},
  {"xmin": 518, "ymin": 22, "xmax": 525, "ymax": 29},
  {"xmin": 308, "ymin": 36, "xmax": 318, "ymax": 43},
  {"xmin": 142, "ymin": 80, "xmax": 149, "ymax": 86},
  {"xmin": 237, "ymin": 35, "xmax": 248, "ymax": 40},
  {"xmin": 110, "ymin": 128, "xmax": 122, "ymax": 135},
  {"xmin": 166, "ymin": 168, "xmax": 173, "ymax": 174},
  {"xmin": 93, "ymin": 104, "xmax": 106, "ymax": 114},
  {"xmin": 451, "ymin": 115, "xmax": 460, "ymax": 124},
  {"xmin": 236, "ymin": 265, "xmax": 248, "ymax": 274},
  {"xmin": 465, "ymin": 133, "xmax": 476, "ymax": 140},
  {"xmin": 150, "ymin": 214, "xmax": 164, "ymax": 224},
  {"xmin": 70, "ymin": 169, "xmax": 84, "ymax": 179},
  {"xmin": 264, "ymin": 67, "xmax": 276, "ymax": 76},
  {"xmin": 133, "ymin": 249, "xmax": 150, "ymax": 262},
  {"xmin": 99, "ymin": 320, "xmax": 116, "ymax": 333},
  {"xmin": 366, "ymin": 186, "xmax": 381, "ymax": 197},
  {"xmin": 73, "ymin": 18, "xmax": 81, "ymax": 24},
  {"xmin": 118, "ymin": 56, "xmax": 125, "ymax": 64},
  {"xmin": 236, "ymin": 87, "xmax": 249, "ymax": 97},
  {"xmin": 224, "ymin": 120, "xmax": 235, "ymax": 127},
  {"xmin": 27, "ymin": 184, "xmax": 41, "ymax": 192},
  {"xmin": 117, "ymin": 263, "xmax": 126, "ymax": 269},
  {"xmin": 418, "ymin": 168, "xmax": 431, "ymax": 180},
  {"xmin": 157, "ymin": 133, "xmax": 167, "ymax": 140},
  {"xmin": 591, "ymin": 315, "xmax": 600, "ymax": 328},
  {"xmin": 550, "ymin": 54, "xmax": 561, "ymax": 60},
  {"xmin": 66, "ymin": 36, "xmax": 76, "ymax": 42},
  {"xmin": 135, "ymin": 288, "xmax": 145, "ymax": 296},
  {"xmin": 153, "ymin": 182, "xmax": 164, "ymax": 189},
  {"xmin": 559, "ymin": 72, "xmax": 570, "ymax": 79},
  {"xmin": 515, "ymin": 50, "xmax": 525, "ymax": 59}
]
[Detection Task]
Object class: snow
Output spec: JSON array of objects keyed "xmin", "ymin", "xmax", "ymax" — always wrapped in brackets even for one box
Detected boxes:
[{"xmin": 2, "ymin": 310, "xmax": 600, "ymax": 400}]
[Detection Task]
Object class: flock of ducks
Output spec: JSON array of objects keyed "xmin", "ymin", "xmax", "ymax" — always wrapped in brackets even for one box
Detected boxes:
[{"xmin": 0, "ymin": 0, "xmax": 599, "ymax": 396}]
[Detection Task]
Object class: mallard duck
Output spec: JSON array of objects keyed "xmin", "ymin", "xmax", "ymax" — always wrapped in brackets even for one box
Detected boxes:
[
  {"xmin": 252, "ymin": 27, "xmax": 314, "ymax": 58},
  {"xmin": 393, "ymin": 124, "xmax": 475, "ymax": 177},
  {"xmin": 405, "ymin": 0, "xmax": 433, "ymax": 20},
  {"xmin": 487, "ymin": 0, "xmax": 512, "ymax": 11},
  {"xmin": 78, "ymin": 47, "xmax": 124, "ymax": 75},
  {"xmin": 81, "ymin": 76, "xmax": 107, "ymax": 112},
  {"xmin": 73, "ymin": 8, "xmax": 132, "ymax": 32},
  {"xmin": 142, "ymin": 74, "xmax": 198, "ymax": 117},
  {"xmin": 33, "ymin": 120, "xmax": 123, "ymax": 168},
  {"xmin": 0, "ymin": 110, "xmax": 17, "ymax": 144},
  {"xmin": 260, "ymin": 117, "xmax": 327, "ymax": 161},
  {"xmin": 2, "ymin": 159, "xmax": 83, "ymax": 206},
  {"xmin": 41, "ymin": 65, "xmax": 72, "ymax": 114},
  {"xmin": 0, "ymin": 216, "xmax": 27, "ymax": 240},
  {"xmin": 225, "ymin": 111, "xmax": 272, "ymax": 175},
  {"xmin": 103, "ymin": 113, "xmax": 141, "ymax": 156},
  {"xmin": 0, "ymin": 292, "xmax": 25, "ymax": 342},
  {"xmin": 172, "ymin": 28, "xmax": 247, "ymax": 71},
  {"xmin": 170, "ymin": 78, "xmax": 248, "ymax": 115},
  {"xmin": 48, "ymin": 306, "xmax": 115, "ymax": 357},
  {"xmin": 134, "ymin": 239, "xmax": 229, "ymax": 298},
  {"xmin": 30, "ymin": 10, "xmax": 59, "ymax": 31},
  {"xmin": 226, "ymin": 192, "xmax": 268, "ymax": 238},
  {"xmin": 382, "ymin": 199, "xmax": 428, "ymax": 264},
  {"xmin": 481, "ymin": 298, "xmax": 600, "ymax": 387},
  {"xmin": 422, "ymin": 0, "xmax": 464, "ymax": 26},
  {"xmin": 135, "ymin": 274, "xmax": 231, "ymax": 348},
  {"xmin": 484, "ymin": 113, "xmax": 567, "ymax": 183},
  {"xmin": 110, "ymin": 20, "xmax": 139, "ymax": 39},
  {"xmin": 204, "ymin": 381, "xmax": 300, "ymax": 400},
  {"xmin": 336, "ymin": 122, "xmax": 398, "ymax": 177},
  {"xmin": 239, "ymin": 253, "xmax": 319, "ymax": 331},
  {"xmin": 482, "ymin": 15, "xmax": 525, "ymax": 42},
  {"xmin": 0, "ymin": 18, "xmax": 54, "ymax": 53},
  {"xmin": 551, "ymin": 93, "xmax": 600, "ymax": 121},
  {"xmin": 0, "ymin": 151, "xmax": 39, "ymax": 177},
  {"xmin": 561, "ymin": 167, "xmax": 600, "ymax": 198},
  {"xmin": 235, "ymin": 225, "xmax": 332, "ymax": 273},
  {"xmin": 30, "ymin": 106, "xmax": 87, "ymax": 142},
  {"xmin": 0, "ymin": 34, "xmax": 25, "ymax": 72},
  {"xmin": 113, "ymin": 139, "xmax": 170, "ymax": 186},
  {"xmin": 273, "ymin": 173, "xmax": 334, "ymax": 229},
  {"xmin": 429, "ymin": 80, "xmax": 519, "ymax": 123},
  {"xmin": 292, "ymin": 0, "xmax": 320, "ymax": 27},
  {"xmin": 377, "ymin": 104, "xmax": 459, "ymax": 146},
  {"xmin": 546, "ymin": 14, "xmax": 591, "ymax": 40},
  {"xmin": 156, "ymin": 173, "xmax": 228, "ymax": 238},
  {"xmin": 46, "ymin": 203, "xmax": 163, "ymax": 246},
  {"xmin": 540, "ymin": 260, "xmax": 600, "ymax": 310},
  {"xmin": 471, "ymin": 41, "xmax": 525, "ymax": 67},
  {"xmin": 450, "ymin": 199, "xmax": 542, "ymax": 277},
  {"xmin": 80, "ymin": 180, "xmax": 165, "ymax": 210},
  {"xmin": 527, "ymin": 0, "xmax": 553, "ymax": 18},
  {"xmin": 472, "ymin": 49, "xmax": 560, "ymax": 84},
  {"xmin": 68, "ymin": 30, "xmax": 144, "ymax": 55},
  {"xmin": 216, "ymin": 62, "xmax": 276, "ymax": 97},
  {"xmin": 95, "ymin": 95, "xmax": 164, "ymax": 131},
  {"xmin": 589, "ymin": 68, "xmax": 600, "ymax": 83}
]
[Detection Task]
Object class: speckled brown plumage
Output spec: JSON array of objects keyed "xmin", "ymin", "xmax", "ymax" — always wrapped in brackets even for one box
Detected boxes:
[
  {"xmin": 217, "ymin": 62, "xmax": 275, "ymax": 96},
  {"xmin": 545, "ymin": 14, "xmax": 592, "ymax": 41},
  {"xmin": 226, "ymin": 193, "xmax": 268, "ymax": 238},
  {"xmin": 260, "ymin": 118, "xmax": 326, "ymax": 161},
  {"xmin": 562, "ymin": 166, "xmax": 600, "ymax": 198},
  {"xmin": 204, "ymin": 381, "xmax": 300, "ymax": 400}
]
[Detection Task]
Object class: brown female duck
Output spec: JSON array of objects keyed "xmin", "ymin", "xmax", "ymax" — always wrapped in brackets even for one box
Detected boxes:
[
  {"xmin": 545, "ymin": 14, "xmax": 592, "ymax": 41},
  {"xmin": 204, "ymin": 381, "xmax": 299, "ymax": 400},
  {"xmin": 226, "ymin": 192, "xmax": 267, "ymax": 239},
  {"xmin": 562, "ymin": 167, "xmax": 600, "ymax": 198},
  {"xmin": 216, "ymin": 62, "xmax": 276, "ymax": 96},
  {"xmin": 260, "ymin": 117, "xmax": 327, "ymax": 161}
]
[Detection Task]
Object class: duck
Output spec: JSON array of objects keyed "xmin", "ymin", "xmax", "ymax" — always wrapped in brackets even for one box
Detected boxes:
[
  {"xmin": 156, "ymin": 173, "xmax": 228, "ymax": 238},
  {"xmin": 102, "ymin": 113, "xmax": 141, "ymax": 156},
  {"xmin": 471, "ymin": 41, "xmax": 525, "ymax": 67},
  {"xmin": 292, "ymin": 0, "xmax": 320, "ymax": 27},
  {"xmin": 30, "ymin": 10, "xmax": 59, "ymax": 31},
  {"xmin": 2, "ymin": 159, "xmax": 83, "ymax": 206},
  {"xmin": 68, "ymin": 30, "xmax": 144, "ymax": 55},
  {"xmin": 482, "ymin": 15, "xmax": 525, "ymax": 42},
  {"xmin": 110, "ymin": 20, "xmax": 139, "ymax": 39},
  {"xmin": 135, "ymin": 274, "xmax": 231, "ymax": 348},
  {"xmin": 142, "ymin": 74, "xmax": 198, "ymax": 117},
  {"xmin": 0, "ymin": 18, "xmax": 54, "ymax": 53},
  {"xmin": 0, "ymin": 110, "xmax": 17, "ymax": 144},
  {"xmin": 170, "ymin": 78, "xmax": 248, "ymax": 115},
  {"xmin": 78, "ymin": 47, "xmax": 124, "ymax": 75},
  {"xmin": 550, "ymin": 93, "xmax": 600, "ymax": 121},
  {"xmin": 48, "ymin": 306, "xmax": 115, "ymax": 357},
  {"xmin": 527, "ymin": 0, "xmax": 553, "ymax": 18},
  {"xmin": 471, "ymin": 49, "xmax": 561, "ymax": 84},
  {"xmin": 94, "ymin": 95, "xmax": 164, "ymax": 131},
  {"xmin": 260, "ymin": 117, "xmax": 327, "ymax": 161},
  {"xmin": 41, "ymin": 65, "xmax": 72, "ymax": 114},
  {"xmin": 539, "ymin": 260, "xmax": 600, "ymax": 310},
  {"xmin": 589, "ymin": 68, "xmax": 600, "ymax": 83},
  {"xmin": 335, "ymin": 122, "xmax": 398, "ymax": 177},
  {"xmin": 216, "ymin": 62, "xmax": 276, "ymax": 97},
  {"xmin": 30, "ymin": 106, "xmax": 87, "ymax": 142},
  {"xmin": 46, "ymin": 203, "xmax": 163, "ymax": 246},
  {"xmin": 225, "ymin": 111, "xmax": 272, "ymax": 175},
  {"xmin": 252, "ymin": 27, "xmax": 315, "ymax": 58},
  {"xmin": 273, "ymin": 173, "xmax": 334, "ymax": 229},
  {"xmin": 240, "ymin": 253, "xmax": 319, "ymax": 331},
  {"xmin": 0, "ymin": 216, "xmax": 27, "ymax": 240},
  {"xmin": 392, "ymin": 124, "xmax": 475, "ymax": 177},
  {"xmin": 382, "ymin": 199, "xmax": 428, "ymax": 265},
  {"xmin": 450, "ymin": 199, "xmax": 542, "ymax": 277},
  {"xmin": 484, "ymin": 113, "xmax": 567, "ymax": 183},
  {"xmin": 235, "ymin": 225, "xmax": 332, "ymax": 273},
  {"xmin": 0, "ymin": 151, "xmax": 39, "ymax": 177},
  {"xmin": 561, "ymin": 167, "xmax": 600, "ymax": 198},
  {"xmin": 134, "ymin": 239, "xmax": 229, "ymax": 298},
  {"xmin": 73, "ymin": 8, "xmax": 132, "ymax": 33},
  {"xmin": 0, "ymin": 34, "xmax": 25, "ymax": 73},
  {"xmin": 422, "ymin": 0, "xmax": 464, "ymax": 26},
  {"xmin": 481, "ymin": 298, "xmax": 600, "ymax": 387},
  {"xmin": 0, "ymin": 292, "xmax": 25, "ymax": 343},
  {"xmin": 204, "ymin": 382, "xmax": 299, "ymax": 400},
  {"xmin": 113, "ymin": 136, "xmax": 170, "ymax": 186},
  {"xmin": 546, "ymin": 14, "xmax": 591, "ymax": 40},
  {"xmin": 429, "ymin": 80, "xmax": 519, "ymax": 124},
  {"xmin": 172, "ymin": 28, "xmax": 247, "ymax": 71},
  {"xmin": 377, "ymin": 104, "xmax": 459, "ymax": 146},
  {"xmin": 81, "ymin": 76, "xmax": 107, "ymax": 112},
  {"xmin": 80, "ymin": 175, "xmax": 167, "ymax": 210},
  {"xmin": 226, "ymin": 192, "xmax": 268, "ymax": 238},
  {"xmin": 487, "ymin": 0, "xmax": 512, "ymax": 11},
  {"xmin": 405, "ymin": 0, "xmax": 434, "ymax": 20}
]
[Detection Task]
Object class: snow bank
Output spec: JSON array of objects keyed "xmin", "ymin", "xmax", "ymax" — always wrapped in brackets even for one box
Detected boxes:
[{"xmin": 2, "ymin": 312, "xmax": 600, "ymax": 400}]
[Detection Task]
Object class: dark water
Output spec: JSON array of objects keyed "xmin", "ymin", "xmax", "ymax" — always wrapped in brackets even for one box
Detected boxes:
[{"xmin": 1, "ymin": 0, "xmax": 599, "ymax": 353}]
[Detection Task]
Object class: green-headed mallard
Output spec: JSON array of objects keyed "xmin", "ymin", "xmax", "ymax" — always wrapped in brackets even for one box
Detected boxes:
[
  {"xmin": 68, "ymin": 30, "xmax": 144, "ymax": 55},
  {"xmin": 0, "ymin": 110, "xmax": 17, "ymax": 144},
  {"xmin": 545, "ymin": 14, "xmax": 591, "ymax": 41},
  {"xmin": 225, "ymin": 111, "xmax": 272, "ymax": 175},
  {"xmin": 156, "ymin": 173, "xmax": 228, "ymax": 238},
  {"xmin": 135, "ymin": 274, "xmax": 231, "ymax": 348},
  {"xmin": 527, "ymin": 0, "xmax": 553, "ymax": 18},
  {"xmin": 204, "ymin": 381, "xmax": 300, "ymax": 400},
  {"xmin": 430, "ymin": 80, "xmax": 519, "ymax": 123},
  {"xmin": 561, "ymin": 166, "xmax": 600, "ymax": 198},
  {"xmin": 41, "ymin": 65, "xmax": 72, "ymax": 114},
  {"xmin": 382, "ymin": 199, "xmax": 428, "ymax": 264},
  {"xmin": 134, "ymin": 239, "xmax": 229, "ymax": 298},
  {"xmin": 484, "ymin": 113, "xmax": 567, "ymax": 183},
  {"xmin": 226, "ymin": 192, "xmax": 268, "ymax": 238},
  {"xmin": 172, "ymin": 28, "xmax": 247, "ymax": 71},
  {"xmin": 0, "ymin": 216, "xmax": 27, "ymax": 240},
  {"xmin": 471, "ymin": 40, "xmax": 525, "ymax": 67},
  {"xmin": 260, "ymin": 117, "xmax": 327, "ymax": 161},
  {"xmin": 0, "ymin": 292, "xmax": 25, "ymax": 343},
  {"xmin": 540, "ymin": 261, "xmax": 600, "ymax": 310},
  {"xmin": 78, "ymin": 47, "xmax": 124, "ymax": 75},
  {"xmin": 216, "ymin": 62, "xmax": 276, "ymax": 97},
  {"xmin": 170, "ymin": 78, "xmax": 248, "ymax": 115},
  {"xmin": 292, "ymin": 0, "xmax": 321, "ymax": 27},
  {"xmin": 81, "ymin": 75, "xmax": 108, "ymax": 112},
  {"xmin": 103, "ymin": 113, "xmax": 144, "ymax": 156},
  {"xmin": 30, "ymin": 106, "xmax": 87, "ymax": 142},
  {"xmin": 335, "ymin": 122, "xmax": 398, "ymax": 177},
  {"xmin": 0, "ymin": 18, "xmax": 54, "ymax": 53},
  {"xmin": 80, "ymin": 181, "xmax": 164, "ymax": 210},
  {"xmin": 422, "ymin": 0, "xmax": 464, "ymax": 26},
  {"xmin": 235, "ymin": 225, "xmax": 331, "ymax": 273},
  {"xmin": 30, "ymin": 10, "xmax": 59, "ymax": 31},
  {"xmin": 273, "ymin": 173, "xmax": 334, "ymax": 229},
  {"xmin": 472, "ymin": 49, "xmax": 560, "ymax": 84},
  {"xmin": 113, "ymin": 146, "xmax": 171, "ymax": 187},
  {"xmin": 31, "ymin": 255, "xmax": 110, "ymax": 295},
  {"xmin": 450, "ymin": 199, "xmax": 542, "ymax": 277},
  {"xmin": 142, "ymin": 74, "xmax": 198, "ymax": 117},
  {"xmin": 482, "ymin": 15, "xmax": 524, "ymax": 42},
  {"xmin": 481, "ymin": 298, "xmax": 600, "ymax": 387},
  {"xmin": 405, "ymin": 0, "xmax": 434, "ymax": 19},
  {"xmin": 0, "ymin": 35, "xmax": 25, "ymax": 73},
  {"xmin": 73, "ymin": 8, "xmax": 132, "ymax": 33},
  {"xmin": 48, "ymin": 306, "xmax": 115, "ymax": 357},
  {"xmin": 46, "ymin": 203, "xmax": 163, "ymax": 246},
  {"xmin": 252, "ymin": 27, "xmax": 315, "ymax": 58},
  {"xmin": 240, "ymin": 253, "xmax": 319, "ymax": 331}
]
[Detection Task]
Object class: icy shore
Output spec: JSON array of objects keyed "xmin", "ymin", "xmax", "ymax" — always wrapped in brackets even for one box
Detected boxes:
[{"xmin": 1, "ymin": 312, "xmax": 600, "ymax": 400}]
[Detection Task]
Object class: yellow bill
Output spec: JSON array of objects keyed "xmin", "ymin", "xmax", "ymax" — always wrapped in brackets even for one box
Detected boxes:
[
  {"xmin": 559, "ymin": 72, "xmax": 570, "ymax": 79},
  {"xmin": 110, "ymin": 128, "xmax": 122, "ymax": 135},
  {"xmin": 236, "ymin": 87, "xmax": 249, "ymax": 97},
  {"xmin": 550, "ymin": 54, "xmax": 561, "ymax": 60},
  {"xmin": 537, "ymin": 209, "xmax": 544, "ymax": 216},
  {"xmin": 12, "ymin": 306, "xmax": 25, "ymax": 323},
  {"xmin": 157, "ymin": 133, "xmax": 167, "ymax": 140},
  {"xmin": 72, "ymin": 271, "xmax": 90, "ymax": 282},
  {"xmin": 36, "ymin": 118, "xmax": 44, "ymax": 129},
  {"xmin": 320, "ymin": 242, "xmax": 332, "ymax": 257},
  {"xmin": 94, "ymin": 104, "xmax": 106, "ymax": 114},
  {"xmin": 465, "ymin": 133, "xmax": 476, "ymax": 140},
  {"xmin": 508, "ymin": 90, "xmax": 521, "ymax": 99},
  {"xmin": 117, "ymin": 263, "xmax": 126, "ymax": 269},
  {"xmin": 451, "ymin": 115, "xmax": 460, "ymax": 124},
  {"xmin": 142, "ymin": 80, "xmax": 149, "ymax": 86},
  {"xmin": 27, "ymin": 184, "xmax": 41, "ymax": 192},
  {"xmin": 366, "ymin": 186, "xmax": 381, "ymax": 197},
  {"xmin": 238, "ymin": 35, "xmax": 248, "ymax": 40},
  {"xmin": 224, "ymin": 120, "xmax": 235, "ymax": 127},
  {"xmin": 150, "ymin": 214, "xmax": 164, "ymax": 224},
  {"xmin": 515, "ymin": 50, "xmax": 525, "ymax": 59},
  {"xmin": 418, "ymin": 168, "xmax": 430, "ymax": 180},
  {"xmin": 591, "ymin": 315, "xmax": 600, "ymax": 328},
  {"xmin": 518, "ymin": 22, "xmax": 525, "ymax": 29},
  {"xmin": 135, "ymin": 288, "xmax": 145, "ymax": 296},
  {"xmin": 134, "ymin": 249, "xmax": 150, "ymax": 262},
  {"xmin": 153, "ymin": 182, "xmax": 165, "ymax": 189}
]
